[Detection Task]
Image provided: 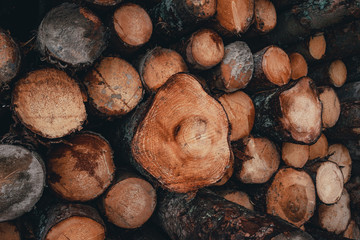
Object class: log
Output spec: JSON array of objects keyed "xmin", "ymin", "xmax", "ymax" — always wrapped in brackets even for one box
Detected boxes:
[
  {"xmin": 317, "ymin": 189, "xmax": 351, "ymax": 235},
  {"xmin": 0, "ymin": 221, "xmax": 21, "ymax": 240},
  {"xmin": 111, "ymin": 3, "xmax": 153, "ymax": 53},
  {"xmin": 214, "ymin": 0, "xmax": 254, "ymax": 37},
  {"xmin": 37, "ymin": 3, "xmax": 107, "ymax": 68},
  {"xmin": 0, "ymin": 28, "xmax": 21, "ymax": 86},
  {"xmin": 129, "ymin": 73, "xmax": 232, "ymax": 192},
  {"xmin": 309, "ymin": 60, "xmax": 347, "ymax": 88},
  {"xmin": 245, "ymin": 46, "xmax": 291, "ymax": 93},
  {"xmin": 266, "ymin": 168, "xmax": 316, "ymax": 227},
  {"xmin": 215, "ymin": 189, "xmax": 254, "ymax": 210},
  {"xmin": 252, "ymin": 0, "xmax": 277, "ymax": 34},
  {"xmin": 328, "ymin": 144, "xmax": 352, "ymax": 183},
  {"xmin": 305, "ymin": 159, "xmax": 344, "ymax": 204},
  {"xmin": 218, "ymin": 91, "xmax": 255, "ymax": 141},
  {"xmin": 282, "ymin": 142, "xmax": 309, "ymax": 168},
  {"xmin": 309, "ymin": 134, "xmax": 328, "ymax": 161},
  {"xmin": 252, "ymin": 77, "xmax": 322, "ymax": 144},
  {"xmin": 346, "ymin": 176, "xmax": 360, "ymax": 228},
  {"xmin": 318, "ymin": 86, "xmax": 341, "ymax": 129},
  {"xmin": 343, "ymin": 55, "xmax": 360, "ymax": 83},
  {"xmin": 36, "ymin": 203, "xmax": 106, "ymax": 240},
  {"xmin": 173, "ymin": 29, "xmax": 224, "ymax": 70},
  {"xmin": 138, "ymin": 47, "xmax": 188, "ymax": 92},
  {"xmin": 289, "ymin": 52, "xmax": 308, "ymax": 80},
  {"xmin": 209, "ymin": 41, "xmax": 253, "ymax": 93},
  {"xmin": 85, "ymin": 0, "xmax": 123, "ymax": 7},
  {"xmin": 156, "ymin": 188, "xmax": 314, "ymax": 239},
  {"xmin": 232, "ymin": 136, "xmax": 280, "ymax": 184},
  {"xmin": 46, "ymin": 132, "xmax": 115, "ymax": 201},
  {"xmin": 84, "ymin": 57, "xmax": 144, "ymax": 117},
  {"xmin": 12, "ymin": 68, "xmax": 86, "ymax": 139},
  {"xmin": 343, "ymin": 219, "xmax": 360, "ymax": 240},
  {"xmin": 149, "ymin": 0, "xmax": 216, "ymax": 40},
  {"xmin": 0, "ymin": 144, "xmax": 45, "ymax": 221}
]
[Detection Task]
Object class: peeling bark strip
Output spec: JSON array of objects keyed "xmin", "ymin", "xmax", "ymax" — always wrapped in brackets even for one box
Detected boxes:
[
  {"xmin": 149, "ymin": 0, "xmax": 216, "ymax": 39},
  {"xmin": 0, "ymin": 144, "xmax": 45, "ymax": 222},
  {"xmin": 36, "ymin": 204, "xmax": 105, "ymax": 240},
  {"xmin": 252, "ymin": 77, "xmax": 322, "ymax": 144},
  {"xmin": 309, "ymin": 60, "xmax": 347, "ymax": 88},
  {"xmin": 245, "ymin": 46, "xmax": 291, "ymax": 93},
  {"xmin": 249, "ymin": 0, "xmax": 360, "ymax": 50},
  {"xmin": 156, "ymin": 189, "xmax": 314, "ymax": 240},
  {"xmin": 37, "ymin": 3, "xmax": 107, "ymax": 68},
  {"xmin": 0, "ymin": 28, "xmax": 21, "ymax": 86},
  {"xmin": 84, "ymin": 57, "xmax": 143, "ymax": 117},
  {"xmin": 102, "ymin": 172, "xmax": 156, "ymax": 229},
  {"xmin": 46, "ymin": 132, "xmax": 115, "ymax": 202},
  {"xmin": 318, "ymin": 87, "xmax": 341, "ymax": 129},
  {"xmin": 0, "ymin": 222, "xmax": 21, "ymax": 240},
  {"xmin": 131, "ymin": 73, "xmax": 232, "ymax": 193},
  {"xmin": 12, "ymin": 68, "xmax": 86, "ymax": 139},
  {"xmin": 209, "ymin": 41, "xmax": 253, "ymax": 93},
  {"xmin": 266, "ymin": 168, "xmax": 316, "ymax": 227}
]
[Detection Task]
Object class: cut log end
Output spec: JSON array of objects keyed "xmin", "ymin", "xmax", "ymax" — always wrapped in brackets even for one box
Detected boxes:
[
  {"xmin": 113, "ymin": 4, "xmax": 152, "ymax": 47},
  {"xmin": 308, "ymin": 33, "xmax": 326, "ymax": 60},
  {"xmin": 254, "ymin": 0, "xmax": 277, "ymax": 34},
  {"xmin": 47, "ymin": 132, "xmax": 115, "ymax": 201},
  {"xmin": 103, "ymin": 177, "xmax": 156, "ymax": 229},
  {"xmin": 132, "ymin": 73, "xmax": 231, "ymax": 192},
  {"xmin": 219, "ymin": 190, "xmax": 254, "ymax": 210},
  {"xmin": 263, "ymin": 46, "xmax": 291, "ymax": 86},
  {"xmin": 318, "ymin": 86, "xmax": 340, "ymax": 128},
  {"xmin": 185, "ymin": 0, "xmax": 216, "ymax": 19},
  {"xmin": 316, "ymin": 161, "xmax": 344, "ymax": 204},
  {"xmin": 216, "ymin": 0, "xmax": 254, "ymax": 34},
  {"xmin": 289, "ymin": 52, "xmax": 308, "ymax": 80},
  {"xmin": 309, "ymin": 134, "xmax": 328, "ymax": 160},
  {"xmin": 12, "ymin": 68, "xmax": 86, "ymax": 139},
  {"xmin": 343, "ymin": 220, "xmax": 360, "ymax": 240},
  {"xmin": 0, "ymin": 222, "xmax": 21, "ymax": 240},
  {"xmin": 84, "ymin": 57, "xmax": 143, "ymax": 116},
  {"xmin": 188, "ymin": 29, "xmax": 224, "ymax": 69},
  {"xmin": 218, "ymin": 91, "xmax": 255, "ymax": 141},
  {"xmin": 45, "ymin": 216, "xmax": 105, "ymax": 240},
  {"xmin": 0, "ymin": 29, "xmax": 21, "ymax": 85},
  {"xmin": 282, "ymin": 142, "xmax": 309, "ymax": 168},
  {"xmin": 279, "ymin": 77, "xmax": 322, "ymax": 144},
  {"xmin": 328, "ymin": 144, "xmax": 352, "ymax": 183},
  {"xmin": 329, "ymin": 60, "xmax": 347, "ymax": 87},
  {"xmin": 267, "ymin": 168, "xmax": 316, "ymax": 227},
  {"xmin": 140, "ymin": 47, "xmax": 188, "ymax": 92}
]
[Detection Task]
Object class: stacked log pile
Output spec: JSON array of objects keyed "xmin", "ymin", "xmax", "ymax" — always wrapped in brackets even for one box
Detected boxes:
[{"xmin": 0, "ymin": 0, "xmax": 359, "ymax": 239}]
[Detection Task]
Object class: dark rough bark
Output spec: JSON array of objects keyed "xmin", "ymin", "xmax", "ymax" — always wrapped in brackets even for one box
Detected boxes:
[
  {"xmin": 37, "ymin": 3, "xmax": 107, "ymax": 68},
  {"xmin": 304, "ymin": 224, "xmax": 351, "ymax": 240},
  {"xmin": 247, "ymin": 0, "xmax": 360, "ymax": 51},
  {"xmin": 346, "ymin": 177, "xmax": 360, "ymax": 228},
  {"xmin": 271, "ymin": 0, "xmax": 304, "ymax": 12},
  {"xmin": 343, "ymin": 55, "xmax": 360, "ymax": 83},
  {"xmin": 326, "ymin": 82, "xmax": 360, "ymax": 140},
  {"xmin": 156, "ymin": 188, "xmax": 313, "ymax": 240}
]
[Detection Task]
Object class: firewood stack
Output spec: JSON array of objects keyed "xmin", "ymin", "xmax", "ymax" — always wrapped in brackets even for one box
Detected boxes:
[{"xmin": 0, "ymin": 0, "xmax": 359, "ymax": 239}]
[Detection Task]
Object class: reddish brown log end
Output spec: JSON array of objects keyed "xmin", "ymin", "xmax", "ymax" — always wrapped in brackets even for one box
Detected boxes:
[
  {"xmin": 47, "ymin": 132, "xmax": 115, "ymax": 201},
  {"xmin": 343, "ymin": 220, "xmax": 360, "ymax": 240},
  {"xmin": 328, "ymin": 144, "xmax": 352, "ymax": 183},
  {"xmin": 218, "ymin": 91, "xmax": 255, "ymax": 141},
  {"xmin": 103, "ymin": 176, "xmax": 156, "ymax": 229},
  {"xmin": 282, "ymin": 142, "xmax": 310, "ymax": 168},
  {"xmin": 186, "ymin": 0, "xmax": 216, "ymax": 19},
  {"xmin": 218, "ymin": 190, "xmax": 254, "ymax": 210},
  {"xmin": 0, "ymin": 222, "xmax": 21, "ymax": 240},
  {"xmin": 233, "ymin": 136, "xmax": 280, "ymax": 184},
  {"xmin": 139, "ymin": 47, "xmax": 188, "ymax": 92},
  {"xmin": 309, "ymin": 134, "xmax": 328, "ymax": 160},
  {"xmin": 329, "ymin": 60, "xmax": 347, "ymax": 87},
  {"xmin": 253, "ymin": 0, "xmax": 277, "ymax": 34},
  {"xmin": 0, "ymin": 29, "xmax": 21, "ymax": 85},
  {"xmin": 308, "ymin": 33, "xmax": 326, "ymax": 60},
  {"xmin": 289, "ymin": 52, "xmax": 308, "ymax": 80},
  {"xmin": 267, "ymin": 168, "xmax": 316, "ymax": 227},
  {"xmin": 318, "ymin": 86, "xmax": 340, "ymax": 128},
  {"xmin": 113, "ymin": 4, "xmax": 152, "ymax": 48},
  {"xmin": 186, "ymin": 29, "xmax": 224, "ymax": 70},
  {"xmin": 216, "ymin": 0, "xmax": 254, "ymax": 35},
  {"xmin": 262, "ymin": 46, "xmax": 291, "ymax": 86},
  {"xmin": 12, "ymin": 68, "xmax": 86, "ymax": 139},
  {"xmin": 84, "ymin": 57, "xmax": 143, "ymax": 116},
  {"xmin": 132, "ymin": 73, "xmax": 232, "ymax": 192},
  {"xmin": 279, "ymin": 77, "xmax": 322, "ymax": 144}
]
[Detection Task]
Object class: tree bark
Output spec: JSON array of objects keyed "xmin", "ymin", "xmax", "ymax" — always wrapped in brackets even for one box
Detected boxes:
[
  {"xmin": 252, "ymin": 77, "xmax": 322, "ymax": 144},
  {"xmin": 156, "ymin": 188, "xmax": 314, "ymax": 240},
  {"xmin": 343, "ymin": 55, "xmax": 360, "ymax": 83}
]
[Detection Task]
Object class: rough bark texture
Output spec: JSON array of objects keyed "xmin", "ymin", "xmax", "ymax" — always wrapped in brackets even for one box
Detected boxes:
[
  {"xmin": 0, "ymin": 144, "xmax": 45, "ymax": 222},
  {"xmin": 252, "ymin": 77, "xmax": 322, "ymax": 144},
  {"xmin": 343, "ymin": 55, "xmax": 360, "ymax": 83},
  {"xmin": 346, "ymin": 177, "xmax": 360, "ymax": 229},
  {"xmin": 156, "ymin": 188, "xmax": 314, "ymax": 240},
  {"xmin": 37, "ymin": 3, "xmax": 107, "ymax": 68}
]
